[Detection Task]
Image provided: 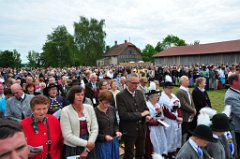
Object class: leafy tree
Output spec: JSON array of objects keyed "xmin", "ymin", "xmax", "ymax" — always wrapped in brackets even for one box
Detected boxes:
[
  {"xmin": 42, "ymin": 25, "xmax": 76, "ymax": 67},
  {"xmin": 74, "ymin": 16, "xmax": 106, "ymax": 66},
  {"xmin": 27, "ymin": 50, "xmax": 42, "ymax": 67},
  {"xmin": 157, "ymin": 34, "xmax": 187, "ymax": 51},
  {"xmin": 155, "ymin": 41, "xmax": 164, "ymax": 52},
  {"xmin": 142, "ymin": 44, "xmax": 156, "ymax": 62},
  {"xmin": 0, "ymin": 50, "xmax": 21, "ymax": 68}
]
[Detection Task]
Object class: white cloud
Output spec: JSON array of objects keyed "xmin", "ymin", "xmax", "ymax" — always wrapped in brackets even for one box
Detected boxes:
[{"xmin": 0, "ymin": 0, "xmax": 240, "ymax": 63}]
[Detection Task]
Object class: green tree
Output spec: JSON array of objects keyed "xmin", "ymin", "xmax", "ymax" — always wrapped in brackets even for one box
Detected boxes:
[
  {"xmin": 74, "ymin": 16, "xmax": 106, "ymax": 66},
  {"xmin": 142, "ymin": 44, "xmax": 156, "ymax": 62},
  {"xmin": 42, "ymin": 25, "xmax": 76, "ymax": 67},
  {"xmin": 155, "ymin": 41, "xmax": 164, "ymax": 52},
  {"xmin": 157, "ymin": 34, "xmax": 187, "ymax": 51},
  {"xmin": 0, "ymin": 50, "xmax": 21, "ymax": 68},
  {"xmin": 27, "ymin": 50, "xmax": 42, "ymax": 67}
]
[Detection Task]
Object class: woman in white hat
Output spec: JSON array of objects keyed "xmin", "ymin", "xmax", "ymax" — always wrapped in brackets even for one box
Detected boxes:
[{"xmin": 145, "ymin": 82, "xmax": 168, "ymax": 157}]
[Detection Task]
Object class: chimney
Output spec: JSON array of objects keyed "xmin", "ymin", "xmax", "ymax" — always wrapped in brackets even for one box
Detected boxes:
[
  {"xmin": 115, "ymin": 41, "xmax": 117, "ymax": 46},
  {"xmin": 124, "ymin": 40, "xmax": 127, "ymax": 43},
  {"xmin": 106, "ymin": 45, "xmax": 110, "ymax": 51}
]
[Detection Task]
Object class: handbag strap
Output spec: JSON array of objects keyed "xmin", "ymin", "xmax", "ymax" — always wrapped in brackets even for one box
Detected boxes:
[{"xmin": 46, "ymin": 118, "xmax": 51, "ymax": 155}]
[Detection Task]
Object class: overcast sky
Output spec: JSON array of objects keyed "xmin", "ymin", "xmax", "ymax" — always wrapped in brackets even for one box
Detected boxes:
[{"xmin": 1, "ymin": 0, "xmax": 240, "ymax": 63}]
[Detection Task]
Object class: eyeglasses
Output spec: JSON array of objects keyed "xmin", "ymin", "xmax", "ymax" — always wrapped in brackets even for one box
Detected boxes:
[
  {"xmin": 100, "ymin": 101, "xmax": 110, "ymax": 106},
  {"xmin": 130, "ymin": 81, "xmax": 139, "ymax": 85}
]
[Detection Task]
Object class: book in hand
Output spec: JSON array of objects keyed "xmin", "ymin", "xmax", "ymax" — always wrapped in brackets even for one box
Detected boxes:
[
  {"xmin": 157, "ymin": 119, "xmax": 170, "ymax": 128},
  {"xmin": 67, "ymin": 155, "xmax": 80, "ymax": 159},
  {"xmin": 28, "ymin": 145, "xmax": 43, "ymax": 153}
]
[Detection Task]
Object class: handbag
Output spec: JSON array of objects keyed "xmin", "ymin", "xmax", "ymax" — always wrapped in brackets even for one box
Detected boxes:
[{"xmin": 46, "ymin": 119, "xmax": 52, "ymax": 159}]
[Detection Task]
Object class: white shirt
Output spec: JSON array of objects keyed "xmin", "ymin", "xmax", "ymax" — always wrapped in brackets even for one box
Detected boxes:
[
  {"xmin": 198, "ymin": 87, "xmax": 205, "ymax": 92},
  {"xmin": 189, "ymin": 138, "xmax": 203, "ymax": 156},
  {"xmin": 213, "ymin": 134, "xmax": 219, "ymax": 139},
  {"xmin": 180, "ymin": 85, "xmax": 191, "ymax": 104}
]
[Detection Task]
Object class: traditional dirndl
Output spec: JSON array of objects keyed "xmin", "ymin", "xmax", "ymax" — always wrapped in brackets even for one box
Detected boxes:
[
  {"xmin": 149, "ymin": 124, "xmax": 168, "ymax": 155},
  {"xmin": 95, "ymin": 137, "xmax": 120, "ymax": 159},
  {"xmin": 63, "ymin": 133, "xmax": 96, "ymax": 159},
  {"xmin": 164, "ymin": 117, "xmax": 182, "ymax": 152}
]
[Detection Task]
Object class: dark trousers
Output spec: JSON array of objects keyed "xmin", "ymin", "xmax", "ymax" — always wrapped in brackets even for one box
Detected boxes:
[
  {"xmin": 182, "ymin": 122, "xmax": 192, "ymax": 145},
  {"xmin": 122, "ymin": 124, "xmax": 146, "ymax": 159},
  {"xmin": 235, "ymin": 132, "xmax": 240, "ymax": 156}
]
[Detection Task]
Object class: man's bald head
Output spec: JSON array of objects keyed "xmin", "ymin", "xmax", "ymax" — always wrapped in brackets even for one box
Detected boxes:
[
  {"xmin": 10, "ymin": 83, "xmax": 23, "ymax": 98},
  {"xmin": 179, "ymin": 75, "xmax": 189, "ymax": 87}
]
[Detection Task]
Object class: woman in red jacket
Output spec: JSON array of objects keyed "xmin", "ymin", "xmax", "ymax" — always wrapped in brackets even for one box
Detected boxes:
[{"xmin": 21, "ymin": 95, "xmax": 63, "ymax": 159}]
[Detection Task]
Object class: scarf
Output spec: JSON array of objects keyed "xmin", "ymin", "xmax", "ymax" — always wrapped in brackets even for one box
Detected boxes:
[{"xmin": 31, "ymin": 114, "xmax": 47, "ymax": 134}]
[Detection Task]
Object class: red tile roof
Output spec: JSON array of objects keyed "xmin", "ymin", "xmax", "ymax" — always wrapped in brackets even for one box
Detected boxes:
[
  {"xmin": 103, "ymin": 42, "xmax": 141, "ymax": 57},
  {"xmin": 153, "ymin": 40, "xmax": 240, "ymax": 57}
]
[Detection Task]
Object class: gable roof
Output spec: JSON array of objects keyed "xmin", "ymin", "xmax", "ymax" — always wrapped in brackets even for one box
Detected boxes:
[
  {"xmin": 153, "ymin": 40, "xmax": 240, "ymax": 58},
  {"xmin": 103, "ymin": 42, "xmax": 141, "ymax": 57}
]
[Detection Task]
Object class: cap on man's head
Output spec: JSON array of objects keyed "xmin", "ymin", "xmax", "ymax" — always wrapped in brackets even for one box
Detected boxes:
[
  {"xmin": 190, "ymin": 124, "xmax": 216, "ymax": 142},
  {"xmin": 211, "ymin": 113, "xmax": 232, "ymax": 132}
]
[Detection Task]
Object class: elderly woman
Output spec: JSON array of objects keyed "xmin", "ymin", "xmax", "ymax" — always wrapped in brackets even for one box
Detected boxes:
[
  {"xmin": 43, "ymin": 83, "xmax": 67, "ymax": 117},
  {"xmin": 192, "ymin": 77, "xmax": 212, "ymax": 129},
  {"xmin": 21, "ymin": 95, "xmax": 63, "ymax": 159},
  {"xmin": 159, "ymin": 82, "xmax": 183, "ymax": 158},
  {"xmin": 95, "ymin": 91, "xmax": 122, "ymax": 159},
  {"xmin": 60, "ymin": 86, "xmax": 98, "ymax": 159},
  {"xmin": 145, "ymin": 83, "xmax": 168, "ymax": 157}
]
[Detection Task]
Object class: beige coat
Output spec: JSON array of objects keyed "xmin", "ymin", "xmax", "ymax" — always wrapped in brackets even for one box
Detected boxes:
[{"xmin": 60, "ymin": 104, "xmax": 99, "ymax": 147}]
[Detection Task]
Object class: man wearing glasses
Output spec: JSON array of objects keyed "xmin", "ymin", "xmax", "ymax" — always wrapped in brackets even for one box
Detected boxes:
[
  {"xmin": 5, "ymin": 84, "xmax": 34, "ymax": 120},
  {"xmin": 117, "ymin": 73, "xmax": 150, "ymax": 159}
]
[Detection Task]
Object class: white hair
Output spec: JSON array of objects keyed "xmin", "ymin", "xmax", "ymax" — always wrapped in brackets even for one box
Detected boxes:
[
  {"xmin": 179, "ymin": 75, "xmax": 188, "ymax": 85},
  {"xmin": 126, "ymin": 73, "xmax": 138, "ymax": 81}
]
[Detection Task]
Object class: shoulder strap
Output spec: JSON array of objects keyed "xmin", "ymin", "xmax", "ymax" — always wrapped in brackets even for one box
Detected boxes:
[{"xmin": 46, "ymin": 118, "xmax": 51, "ymax": 154}]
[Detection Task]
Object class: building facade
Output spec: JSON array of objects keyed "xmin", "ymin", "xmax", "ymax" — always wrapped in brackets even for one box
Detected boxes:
[
  {"xmin": 153, "ymin": 40, "xmax": 240, "ymax": 66},
  {"xmin": 97, "ymin": 41, "xmax": 142, "ymax": 66}
]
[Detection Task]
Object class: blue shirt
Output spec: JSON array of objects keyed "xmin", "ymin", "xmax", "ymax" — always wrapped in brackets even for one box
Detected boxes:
[{"xmin": 0, "ymin": 98, "xmax": 6, "ymax": 114}]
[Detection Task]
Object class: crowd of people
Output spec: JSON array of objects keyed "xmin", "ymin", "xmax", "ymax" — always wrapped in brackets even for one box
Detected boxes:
[{"xmin": 0, "ymin": 63, "xmax": 240, "ymax": 159}]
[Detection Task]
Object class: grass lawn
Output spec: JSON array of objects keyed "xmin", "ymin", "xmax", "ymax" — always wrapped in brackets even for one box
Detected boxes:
[{"xmin": 171, "ymin": 87, "xmax": 227, "ymax": 112}]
